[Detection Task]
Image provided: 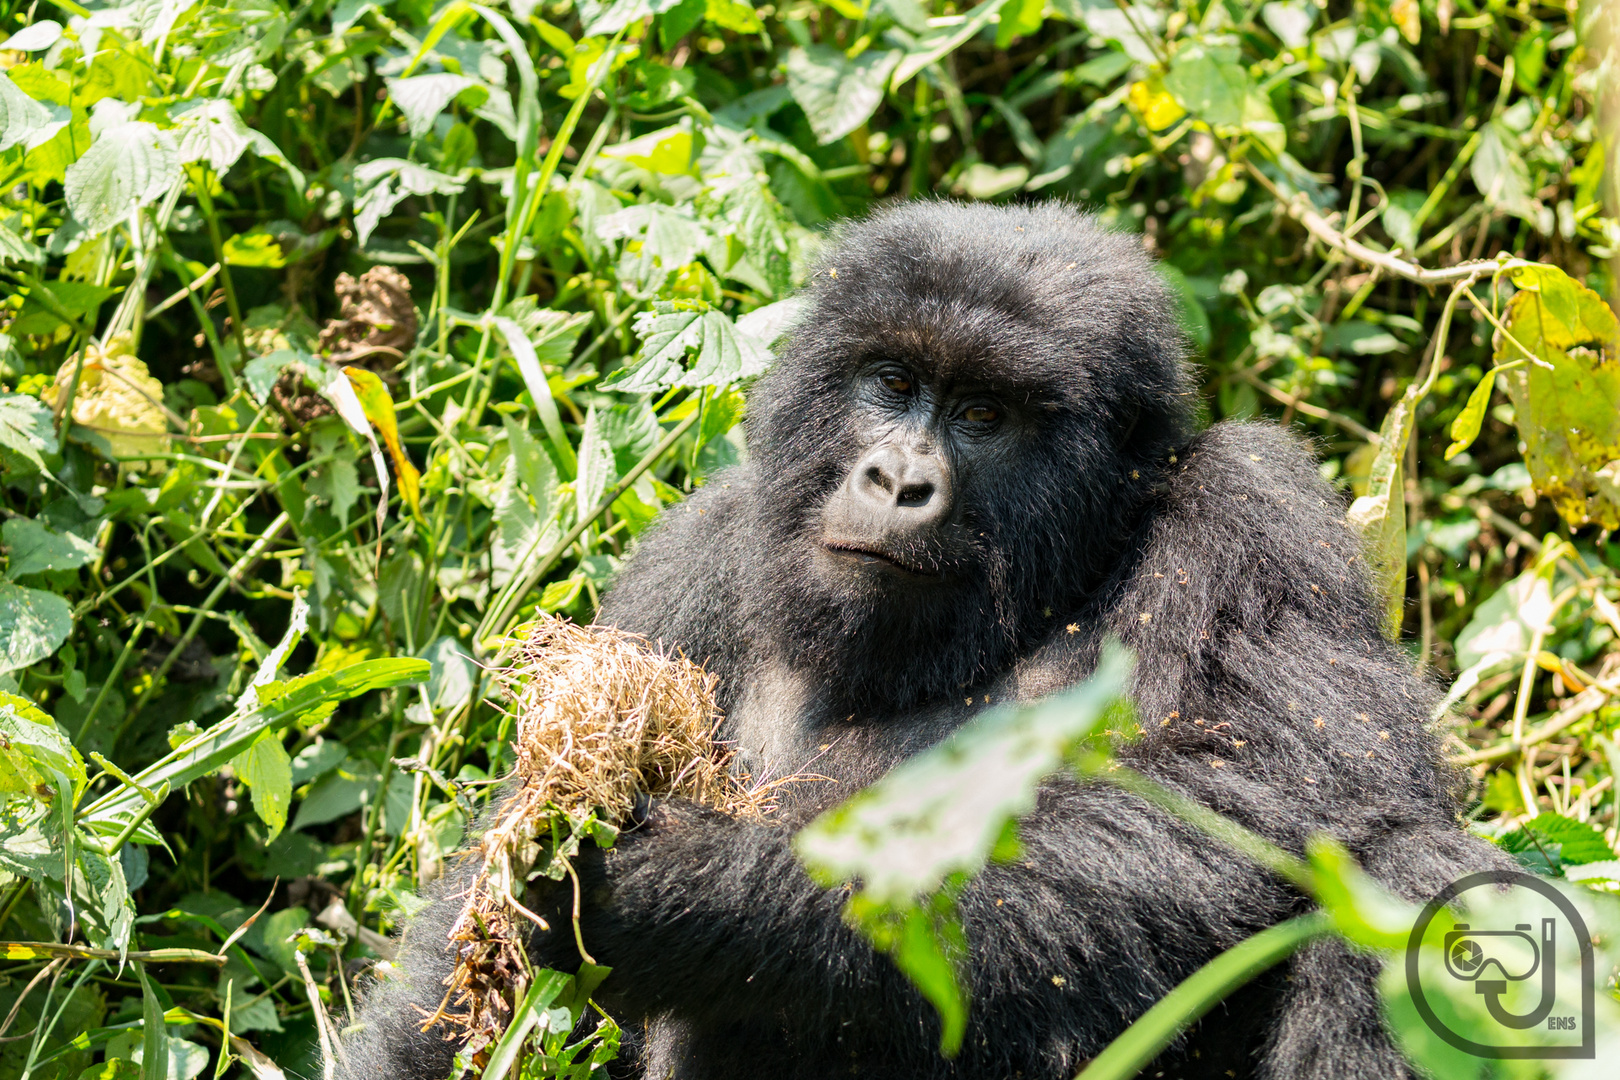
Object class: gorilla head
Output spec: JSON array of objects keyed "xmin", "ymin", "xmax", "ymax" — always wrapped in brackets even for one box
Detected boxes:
[{"xmin": 747, "ymin": 201, "xmax": 1195, "ymax": 709}]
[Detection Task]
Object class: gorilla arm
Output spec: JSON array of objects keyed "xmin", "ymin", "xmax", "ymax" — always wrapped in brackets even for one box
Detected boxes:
[{"xmin": 560, "ymin": 776, "xmax": 1297, "ymax": 1076}]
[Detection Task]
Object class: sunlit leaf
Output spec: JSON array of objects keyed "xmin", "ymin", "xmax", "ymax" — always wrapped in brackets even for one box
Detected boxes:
[
  {"xmin": 344, "ymin": 366, "xmax": 422, "ymax": 520},
  {"xmin": 231, "ymin": 729, "xmax": 293, "ymax": 842},
  {"xmin": 1496, "ymin": 263, "xmax": 1620, "ymax": 529},
  {"xmin": 386, "ymin": 72, "xmax": 490, "ymax": 140},
  {"xmin": 3, "ymin": 516, "xmax": 98, "ymax": 579},
  {"xmin": 63, "ymin": 123, "xmax": 181, "ymax": 238},
  {"xmin": 0, "ymin": 582, "xmax": 72, "ymax": 675},
  {"xmin": 0, "ymin": 69, "xmax": 54, "ymax": 151},
  {"xmin": 0, "ymin": 394, "xmax": 56, "ymax": 475},
  {"xmin": 1444, "ymin": 369, "xmax": 1496, "ymax": 461},
  {"xmin": 0, "ymin": 690, "xmax": 87, "ymax": 803},
  {"xmin": 785, "ymin": 44, "xmax": 903, "ymax": 145}
]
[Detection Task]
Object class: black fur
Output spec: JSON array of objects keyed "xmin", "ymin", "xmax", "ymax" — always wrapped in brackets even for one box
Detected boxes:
[{"xmin": 341, "ymin": 201, "xmax": 1505, "ymax": 1080}]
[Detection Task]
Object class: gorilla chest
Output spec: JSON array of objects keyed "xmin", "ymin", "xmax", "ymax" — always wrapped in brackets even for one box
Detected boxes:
[{"xmin": 724, "ymin": 660, "xmax": 969, "ymax": 806}]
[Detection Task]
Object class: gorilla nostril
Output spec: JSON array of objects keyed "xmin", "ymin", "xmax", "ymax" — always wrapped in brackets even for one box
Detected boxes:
[
  {"xmin": 897, "ymin": 482, "xmax": 934, "ymax": 507},
  {"xmin": 865, "ymin": 465, "xmax": 894, "ymax": 494}
]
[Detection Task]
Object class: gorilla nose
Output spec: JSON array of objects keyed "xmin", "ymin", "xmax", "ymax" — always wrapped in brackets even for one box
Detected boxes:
[{"xmin": 855, "ymin": 444, "xmax": 950, "ymax": 522}]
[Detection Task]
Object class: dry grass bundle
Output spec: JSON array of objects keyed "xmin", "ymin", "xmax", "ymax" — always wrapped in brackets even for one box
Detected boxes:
[{"xmin": 422, "ymin": 616, "xmax": 770, "ymax": 1058}]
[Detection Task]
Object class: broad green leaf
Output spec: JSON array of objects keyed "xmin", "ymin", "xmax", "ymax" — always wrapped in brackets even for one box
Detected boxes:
[
  {"xmin": 63, "ymin": 123, "xmax": 181, "ymax": 238},
  {"xmin": 1472, "ymin": 121, "xmax": 1533, "ymax": 215},
  {"xmin": 5, "ymin": 20, "xmax": 62, "ymax": 51},
  {"xmin": 785, "ymin": 45, "xmax": 903, "ymax": 145},
  {"xmin": 1261, "ymin": 0, "xmax": 1315, "ymax": 48},
  {"xmin": 385, "ymin": 72, "xmax": 489, "ymax": 139},
  {"xmin": 344, "ymin": 367, "xmax": 422, "ymax": 520},
  {"xmin": 3, "ymin": 516, "xmax": 99, "ymax": 579},
  {"xmin": 352, "ymin": 158, "xmax": 467, "ymax": 245},
  {"xmin": 606, "ymin": 301, "xmax": 771, "ymax": 392},
  {"xmin": 1166, "ymin": 50, "xmax": 1241, "ymax": 125},
  {"xmin": 892, "ymin": 0, "xmax": 1010, "ymax": 86},
  {"xmin": 796, "ymin": 645, "xmax": 1132, "ymax": 1054},
  {"xmin": 169, "ymin": 99, "xmax": 305, "ymax": 194},
  {"xmin": 291, "ymin": 756, "xmax": 380, "ymax": 830},
  {"xmin": 231, "ymin": 729, "xmax": 293, "ymax": 841},
  {"xmin": 0, "ymin": 70, "xmax": 53, "ymax": 151},
  {"xmin": 1444, "ymin": 369, "xmax": 1497, "ymax": 461},
  {"xmin": 1496, "ymin": 264, "xmax": 1620, "ymax": 529},
  {"xmin": 995, "ymin": 0, "xmax": 1042, "ymax": 47},
  {"xmin": 596, "ymin": 203, "xmax": 709, "ymax": 290},
  {"xmin": 796, "ymin": 644, "xmax": 1132, "ymax": 905},
  {"xmin": 1501, "ymin": 812, "xmax": 1616, "ymax": 866},
  {"xmin": 0, "ymin": 222, "xmax": 45, "ymax": 267},
  {"xmin": 0, "ymin": 395, "xmax": 57, "ymax": 476},
  {"xmin": 600, "ymin": 125, "xmax": 695, "ymax": 174},
  {"xmin": 0, "ymin": 690, "xmax": 87, "ymax": 803},
  {"xmin": 80, "ymin": 846, "xmax": 135, "ymax": 957},
  {"xmin": 0, "ymin": 581, "xmax": 72, "ymax": 674}
]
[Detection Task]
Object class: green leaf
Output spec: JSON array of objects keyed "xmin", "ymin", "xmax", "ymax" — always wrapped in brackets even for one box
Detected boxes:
[
  {"xmin": 231, "ymin": 729, "xmax": 293, "ymax": 842},
  {"xmin": 385, "ymin": 73, "xmax": 489, "ymax": 139},
  {"xmin": 352, "ymin": 158, "xmax": 467, "ymax": 245},
  {"xmin": 1444, "ymin": 369, "xmax": 1496, "ymax": 461},
  {"xmin": 796, "ymin": 644, "xmax": 1132, "ymax": 905},
  {"xmin": 3, "ymin": 517, "xmax": 99, "ymax": 579},
  {"xmin": 0, "ymin": 393, "xmax": 57, "ymax": 474},
  {"xmin": 0, "ymin": 581, "xmax": 72, "ymax": 674},
  {"xmin": 575, "ymin": 407, "xmax": 616, "ymax": 516},
  {"xmin": 63, "ymin": 123, "xmax": 181, "ymax": 238},
  {"xmin": 606, "ymin": 302, "xmax": 771, "ymax": 392},
  {"xmin": 596, "ymin": 202, "xmax": 709, "ymax": 290},
  {"xmin": 1501, "ymin": 813, "xmax": 1616, "ymax": 866},
  {"xmin": 1472, "ymin": 120, "xmax": 1533, "ymax": 215},
  {"xmin": 785, "ymin": 45, "xmax": 903, "ymax": 145},
  {"xmin": 1495, "ymin": 264, "xmax": 1620, "ymax": 529},
  {"xmin": 1164, "ymin": 48, "xmax": 1250, "ymax": 128},
  {"xmin": 994, "ymin": 0, "xmax": 1042, "ymax": 48},
  {"xmin": 482, "ymin": 969, "xmax": 574, "ymax": 1080},
  {"xmin": 0, "ymin": 690, "xmax": 88, "ymax": 804},
  {"xmin": 0, "ymin": 69, "xmax": 54, "ymax": 152},
  {"xmin": 137, "ymin": 964, "xmax": 167, "ymax": 1080},
  {"xmin": 79, "ymin": 658, "xmax": 428, "ymax": 837},
  {"xmin": 892, "ymin": 0, "xmax": 1010, "ymax": 86}
]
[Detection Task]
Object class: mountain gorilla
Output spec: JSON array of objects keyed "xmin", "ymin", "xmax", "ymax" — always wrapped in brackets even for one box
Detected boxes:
[{"xmin": 343, "ymin": 201, "xmax": 1500, "ymax": 1079}]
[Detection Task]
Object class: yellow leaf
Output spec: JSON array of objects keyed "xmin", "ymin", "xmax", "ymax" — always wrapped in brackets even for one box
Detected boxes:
[
  {"xmin": 342, "ymin": 367, "xmax": 422, "ymax": 520},
  {"xmin": 40, "ymin": 332, "xmax": 169, "ymax": 472},
  {"xmin": 1128, "ymin": 78, "xmax": 1186, "ymax": 132}
]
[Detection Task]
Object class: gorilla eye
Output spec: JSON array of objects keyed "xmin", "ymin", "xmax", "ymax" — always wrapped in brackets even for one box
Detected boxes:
[
  {"xmin": 964, "ymin": 405, "xmax": 999, "ymax": 424},
  {"xmin": 880, "ymin": 372, "xmax": 913, "ymax": 395}
]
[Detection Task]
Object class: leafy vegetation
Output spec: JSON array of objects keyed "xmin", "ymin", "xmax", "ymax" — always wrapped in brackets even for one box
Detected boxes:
[{"xmin": 0, "ymin": 0, "xmax": 1618, "ymax": 1075}]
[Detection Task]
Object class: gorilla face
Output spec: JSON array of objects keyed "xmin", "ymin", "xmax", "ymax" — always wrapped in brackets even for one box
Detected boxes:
[
  {"xmin": 744, "ymin": 201, "xmax": 1194, "ymax": 711},
  {"xmin": 815, "ymin": 360, "xmax": 1024, "ymax": 586}
]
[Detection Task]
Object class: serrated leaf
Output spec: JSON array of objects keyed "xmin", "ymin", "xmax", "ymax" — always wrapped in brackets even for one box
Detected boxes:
[
  {"xmin": 0, "ymin": 70, "xmax": 53, "ymax": 152},
  {"xmin": 231, "ymin": 729, "xmax": 293, "ymax": 841},
  {"xmin": 386, "ymin": 72, "xmax": 488, "ymax": 139},
  {"xmin": 786, "ymin": 44, "xmax": 903, "ymax": 145},
  {"xmin": 597, "ymin": 203, "xmax": 709, "ymax": 290},
  {"xmin": 1495, "ymin": 264, "xmax": 1620, "ymax": 529},
  {"xmin": 352, "ymin": 158, "xmax": 466, "ymax": 245},
  {"xmin": 0, "ymin": 582, "xmax": 72, "ymax": 674},
  {"xmin": 0, "ymin": 690, "xmax": 88, "ymax": 803},
  {"xmin": 0, "ymin": 394, "xmax": 57, "ymax": 474},
  {"xmin": 64, "ymin": 123, "xmax": 181, "ymax": 238},
  {"xmin": 606, "ymin": 302, "xmax": 771, "ymax": 393}
]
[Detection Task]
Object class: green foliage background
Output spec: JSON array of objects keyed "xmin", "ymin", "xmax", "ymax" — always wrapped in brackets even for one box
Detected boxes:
[{"xmin": 0, "ymin": 0, "xmax": 1619, "ymax": 1075}]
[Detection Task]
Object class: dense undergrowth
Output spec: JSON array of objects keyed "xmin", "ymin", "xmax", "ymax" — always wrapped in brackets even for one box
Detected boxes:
[{"xmin": 0, "ymin": 0, "xmax": 1619, "ymax": 1075}]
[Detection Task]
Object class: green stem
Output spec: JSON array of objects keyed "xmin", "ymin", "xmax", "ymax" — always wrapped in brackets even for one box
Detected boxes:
[
  {"xmin": 477, "ymin": 408, "xmax": 701, "ymax": 646},
  {"xmin": 1073, "ymin": 914, "xmax": 1335, "ymax": 1080},
  {"xmin": 189, "ymin": 166, "xmax": 251, "ymax": 382}
]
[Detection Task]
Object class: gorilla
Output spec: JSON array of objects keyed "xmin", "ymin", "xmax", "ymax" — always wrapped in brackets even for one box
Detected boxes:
[{"xmin": 342, "ymin": 201, "xmax": 1502, "ymax": 1080}]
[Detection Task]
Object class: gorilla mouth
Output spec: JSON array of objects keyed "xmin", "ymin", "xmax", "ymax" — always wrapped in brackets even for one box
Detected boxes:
[{"xmin": 823, "ymin": 542, "xmax": 936, "ymax": 577}]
